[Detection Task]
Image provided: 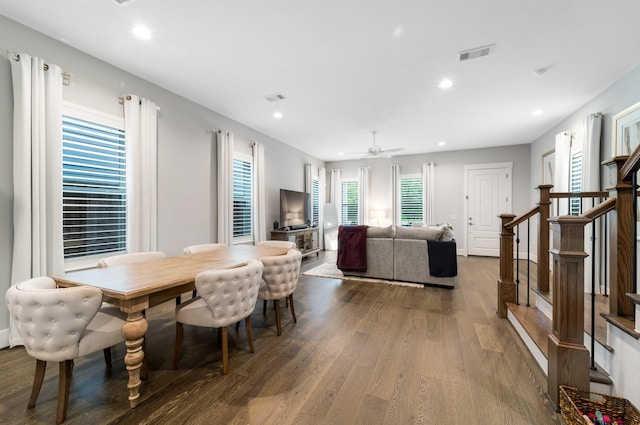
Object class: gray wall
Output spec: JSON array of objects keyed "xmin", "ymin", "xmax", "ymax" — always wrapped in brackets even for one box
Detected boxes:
[
  {"xmin": 325, "ymin": 143, "xmax": 532, "ymax": 253},
  {"xmin": 0, "ymin": 15, "xmax": 323, "ymax": 343},
  {"xmin": 529, "ymin": 65, "xmax": 640, "ymax": 200}
]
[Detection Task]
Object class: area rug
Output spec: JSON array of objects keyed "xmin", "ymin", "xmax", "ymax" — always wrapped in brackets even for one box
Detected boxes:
[{"xmin": 303, "ymin": 261, "xmax": 424, "ymax": 289}]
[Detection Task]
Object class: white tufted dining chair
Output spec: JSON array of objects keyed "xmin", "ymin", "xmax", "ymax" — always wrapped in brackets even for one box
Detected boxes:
[
  {"xmin": 183, "ymin": 243, "xmax": 227, "ymax": 254},
  {"xmin": 257, "ymin": 240, "xmax": 297, "ymax": 250},
  {"xmin": 173, "ymin": 259, "xmax": 264, "ymax": 374},
  {"xmin": 258, "ymin": 249, "xmax": 302, "ymax": 336},
  {"xmin": 5, "ymin": 277, "xmax": 126, "ymax": 424},
  {"xmin": 97, "ymin": 251, "xmax": 166, "ymax": 268}
]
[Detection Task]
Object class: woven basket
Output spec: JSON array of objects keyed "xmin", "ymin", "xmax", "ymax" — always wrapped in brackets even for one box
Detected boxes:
[{"xmin": 560, "ymin": 386, "xmax": 640, "ymax": 424}]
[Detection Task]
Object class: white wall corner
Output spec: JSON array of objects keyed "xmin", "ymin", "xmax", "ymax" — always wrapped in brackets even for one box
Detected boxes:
[{"xmin": 0, "ymin": 327, "xmax": 10, "ymax": 349}]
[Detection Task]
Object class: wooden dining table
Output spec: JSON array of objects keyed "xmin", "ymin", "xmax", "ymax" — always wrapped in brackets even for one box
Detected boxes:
[{"xmin": 52, "ymin": 244, "xmax": 289, "ymax": 408}]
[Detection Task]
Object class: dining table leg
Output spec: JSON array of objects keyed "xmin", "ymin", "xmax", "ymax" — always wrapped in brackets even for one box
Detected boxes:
[{"xmin": 122, "ymin": 311, "xmax": 148, "ymax": 408}]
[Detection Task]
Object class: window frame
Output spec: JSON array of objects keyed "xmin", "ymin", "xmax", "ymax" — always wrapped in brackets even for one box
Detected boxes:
[
  {"xmin": 62, "ymin": 103, "xmax": 126, "ymax": 271},
  {"xmin": 232, "ymin": 151, "xmax": 254, "ymax": 244},
  {"xmin": 340, "ymin": 178, "xmax": 359, "ymax": 225},
  {"xmin": 399, "ymin": 173, "xmax": 424, "ymax": 226}
]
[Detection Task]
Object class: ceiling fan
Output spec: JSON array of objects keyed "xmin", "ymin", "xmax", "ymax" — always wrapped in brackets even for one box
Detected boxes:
[{"xmin": 350, "ymin": 130, "xmax": 405, "ymax": 158}]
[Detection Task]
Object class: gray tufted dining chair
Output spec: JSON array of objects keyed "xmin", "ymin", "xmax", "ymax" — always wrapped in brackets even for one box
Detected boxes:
[
  {"xmin": 173, "ymin": 259, "xmax": 264, "ymax": 374},
  {"xmin": 5, "ymin": 276, "xmax": 126, "ymax": 424},
  {"xmin": 258, "ymin": 249, "xmax": 302, "ymax": 336}
]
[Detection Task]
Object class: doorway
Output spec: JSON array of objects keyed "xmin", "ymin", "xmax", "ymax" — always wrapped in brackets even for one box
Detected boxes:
[{"xmin": 464, "ymin": 162, "xmax": 512, "ymax": 257}]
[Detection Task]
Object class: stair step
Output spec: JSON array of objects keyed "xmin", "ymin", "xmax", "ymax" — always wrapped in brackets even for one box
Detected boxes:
[
  {"xmin": 590, "ymin": 364, "xmax": 613, "ymax": 386},
  {"xmin": 506, "ymin": 302, "xmax": 550, "ymax": 357},
  {"xmin": 507, "ymin": 302, "xmax": 614, "ymax": 387}
]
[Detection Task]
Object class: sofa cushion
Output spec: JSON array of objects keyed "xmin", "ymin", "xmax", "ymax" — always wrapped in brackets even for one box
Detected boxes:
[
  {"xmin": 395, "ymin": 226, "xmax": 442, "ymax": 240},
  {"xmin": 367, "ymin": 225, "xmax": 394, "ymax": 238}
]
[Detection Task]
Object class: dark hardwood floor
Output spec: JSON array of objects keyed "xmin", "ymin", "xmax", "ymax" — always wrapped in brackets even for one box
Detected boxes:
[{"xmin": 0, "ymin": 253, "xmax": 562, "ymax": 424}]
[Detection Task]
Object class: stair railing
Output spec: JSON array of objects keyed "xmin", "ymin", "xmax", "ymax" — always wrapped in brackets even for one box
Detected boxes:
[{"xmin": 497, "ymin": 186, "xmax": 608, "ymax": 318}]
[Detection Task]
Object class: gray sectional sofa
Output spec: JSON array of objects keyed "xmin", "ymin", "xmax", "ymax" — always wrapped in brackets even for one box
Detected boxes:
[{"xmin": 339, "ymin": 225, "xmax": 457, "ymax": 288}]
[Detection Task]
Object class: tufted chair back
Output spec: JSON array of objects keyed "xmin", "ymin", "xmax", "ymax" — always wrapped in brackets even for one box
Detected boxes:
[
  {"xmin": 173, "ymin": 259, "xmax": 264, "ymax": 373},
  {"xmin": 195, "ymin": 259, "xmax": 264, "ymax": 328},
  {"xmin": 5, "ymin": 276, "xmax": 126, "ymax": 424},
  {"xmin": 257, "ymin": 240, "xmax": 297, "ymax": 250},
  {"xmin": 183, "ymin": 243, "xmax": 227, "ymax": 254},
  {"xmin": 258, "ymin": 249, "xmax": 302, "ymax": 336},
  {"xmin": 6, "ymin": 276, "xmax": 113, "ymax": 363},
  {"xmin": 97, "ymin": 251, "xmax": 165, "ymax": 268},
  {"xmin": 259, "ymin": 249, "xmax": 302, "ymax": 300}
]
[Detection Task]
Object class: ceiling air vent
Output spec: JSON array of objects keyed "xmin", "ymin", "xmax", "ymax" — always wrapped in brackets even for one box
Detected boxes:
[
  {"xmin": 458, "ymin": 44, "xmax": 496, "ymax": 62},
  {"xmin": 264, "ymin": 93, "xmax": 286, "ymax": 102}
]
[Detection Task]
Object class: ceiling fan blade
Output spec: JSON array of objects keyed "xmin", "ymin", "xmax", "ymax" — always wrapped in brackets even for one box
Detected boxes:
[{"xmin": 381, "ymin": 147, "xmax": 405, "ymax": 153}]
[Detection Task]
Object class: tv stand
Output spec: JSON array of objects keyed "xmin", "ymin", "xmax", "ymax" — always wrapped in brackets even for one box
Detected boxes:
[
  {"xmin": 289, "ymin": 224, "xmax": 309, "ymax": 230},
  {"xmin": 271, "ymin": 227, "xmax": 319, "ymax": 257}
]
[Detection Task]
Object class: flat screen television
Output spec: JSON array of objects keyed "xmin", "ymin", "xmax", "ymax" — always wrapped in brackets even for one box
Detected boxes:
[{"xmin": 280, "ymin": 189, "xmax": 311, "ymax": 229}]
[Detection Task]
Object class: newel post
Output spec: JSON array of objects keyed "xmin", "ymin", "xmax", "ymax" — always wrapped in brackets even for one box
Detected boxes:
[
  {"xmin": 537, "ymin": 184, "xmax": 553, "ymax": 293},
  {"xmin": 547, "ymin": 215, "xmax": 590, "ymax": 409},
  {"xmin": 606, "ymin": 157, "xmax": 636, "ymax": 319},
  {"xmin": 497, "ymin": 213, "xmax": 517, "ymax": 318}
]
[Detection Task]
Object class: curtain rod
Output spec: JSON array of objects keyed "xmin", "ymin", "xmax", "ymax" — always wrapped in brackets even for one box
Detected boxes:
[
  {"xmin": 5, "ymin": 50, "xmax": 71, "ymax": 85},
  {"xmin": 208, "ymin": 128, "xmax": 221, "ymax": 134}
]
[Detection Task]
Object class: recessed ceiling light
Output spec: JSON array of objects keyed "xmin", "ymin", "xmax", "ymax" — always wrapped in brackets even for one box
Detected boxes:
[
  {"xmin": 133, "ymin": 25, "xmax": 151, "ymax": 40},
  {"xmin": 532, "ymin": 109, "xmax": 544, "ymax": 116},
  {"xmin": 393, "ymin": 26, "xmax": 404, "ymax": 38},
  {"xmin": 338, "ymin": 152, "xmax": 344, "ymax": 156},
  {"xmin": 273, "ymin": 112, "xmax": 283, "ymax": 119},
  {"xmin": 438, "ymin": 79, "xmax": 453, "ymax": 89},
  {"xmin": 438, "ymin": 141, "xmax": 446, "ymax": 146}
]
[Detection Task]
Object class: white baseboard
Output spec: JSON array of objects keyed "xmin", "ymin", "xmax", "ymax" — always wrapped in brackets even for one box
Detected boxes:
[{"xmin": 0, "ymin": 327, "xmax": 10, "ymax": 349}]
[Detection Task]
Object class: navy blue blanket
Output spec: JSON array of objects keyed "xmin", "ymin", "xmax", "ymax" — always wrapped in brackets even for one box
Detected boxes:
[{"xmin": 427, "ymin": 239, "xmax": 457, "ymax": 277}]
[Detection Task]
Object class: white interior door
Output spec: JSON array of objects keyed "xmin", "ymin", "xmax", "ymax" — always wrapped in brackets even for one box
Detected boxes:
[{"xmin": 465, "ymin": 163, "xmax": 512, "ymax": 257}]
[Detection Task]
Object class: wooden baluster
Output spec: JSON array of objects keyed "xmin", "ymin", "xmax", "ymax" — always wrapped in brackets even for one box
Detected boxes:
[{"xmin": 497, "ymin": 213, "xmax": 516, "ymax": 318}]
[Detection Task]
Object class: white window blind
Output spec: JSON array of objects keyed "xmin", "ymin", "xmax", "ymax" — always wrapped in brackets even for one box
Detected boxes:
[
  {"xmin": 341, "ymin": 180, "xmax": 359, "ymax": 225},
  {"xmin": 569, "ymin": 151, "xmax": 583, "ymax": 216},
  {"xmin": 312, "ymin": 178, "xmax": 320, "ymax": 227},
  {"xmin": 400, "ymin": 176, "xmax": 423, "ymax": 226},
  {"xmin": 233, "ymin": 157, "xmax": 253, "ymax": 240},
  {"xmin": 62, "ymin": 115, "xmax": 126, "ymax": 259}
]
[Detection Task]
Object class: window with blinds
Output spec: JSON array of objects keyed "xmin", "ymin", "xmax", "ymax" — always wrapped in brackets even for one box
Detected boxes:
[
  {"xmin": 341, "ymin": 180, "xmax": 359, "ymax": 225},
  {"xmin": 312, "ymin": 178, "xmax": 319, "ymax": 226},
  {"xmin": 62, "ymin": 115, "xmax": 126, "ymax": 259},
  {"xmin": 400, "ymin": 176, "xmax": 423, "ymax": 226},
  {"xmin": 569, "ymin": 151, "xmax": 583, "ymax": 216},
  {"xmin": 233, "ymin": 157, "xmax": 253, "ymax": 241}
]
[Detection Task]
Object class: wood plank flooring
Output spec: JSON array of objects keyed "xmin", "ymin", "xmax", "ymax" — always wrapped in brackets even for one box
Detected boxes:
[{"xmin": 0, "ymin": 254, "xmax": 562, "ymax": 424}]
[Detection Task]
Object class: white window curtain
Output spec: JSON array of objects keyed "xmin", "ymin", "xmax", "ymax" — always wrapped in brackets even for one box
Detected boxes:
[
  {"xmin": 575, "ymin": 113, "xmax": 602, "ymax": 293},
  {"xmin": 358, "ymin": 167, "xmax": 370, "ymax": 225},
  {"xmin": 422, "ymin": 162, "xmax": 435, "ymax": 224},
  {"xmin": 217, "ymin": 130, "xmax": 234, "ymax": 245},
  {"xmin": 554, "ymin": 131, "xmax": 573, "ymax": 215},
  {"xmin": 330, "ymin": 169, "xmax": 342, "ymax": 224},
  {"xmin": 252, "ymin": 141, "xmax": 266, "ymax": 243},
  {"xmin": 318, "ymin": 167, "xmax": 326, "ymax": 249},
  {"xmin": 304, "ymin": 163, "xmax": 313, "ymax": 193},
  {"xmin": 9, "ymin": 52, "xmax": 64, "ymax": 346},
  {"xmin": 579, "ymin": 113, "xmax": 602, "ymax": 192},
  {"xmin": 390, "ymin": 164, "xmax": 400, "ymax": 226},
  {"xmin": 123, "ymin": 95, "xmax": 158, "ymax": 253}
]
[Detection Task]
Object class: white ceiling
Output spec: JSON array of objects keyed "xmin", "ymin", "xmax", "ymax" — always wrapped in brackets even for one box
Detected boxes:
[{"xmin": 2, "ymin": 0, "xmax": 640, "ymax": 161}]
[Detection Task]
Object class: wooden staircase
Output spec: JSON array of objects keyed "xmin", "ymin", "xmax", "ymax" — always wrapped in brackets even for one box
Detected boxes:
[{"xmin": 497, "ymin": 154, "xmax": 640, "ymax": 408}]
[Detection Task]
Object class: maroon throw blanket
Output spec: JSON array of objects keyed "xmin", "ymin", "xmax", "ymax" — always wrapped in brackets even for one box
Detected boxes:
[{"xmin": 337, "ymin": 225, "xmax": 368, "ymax": 271}]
